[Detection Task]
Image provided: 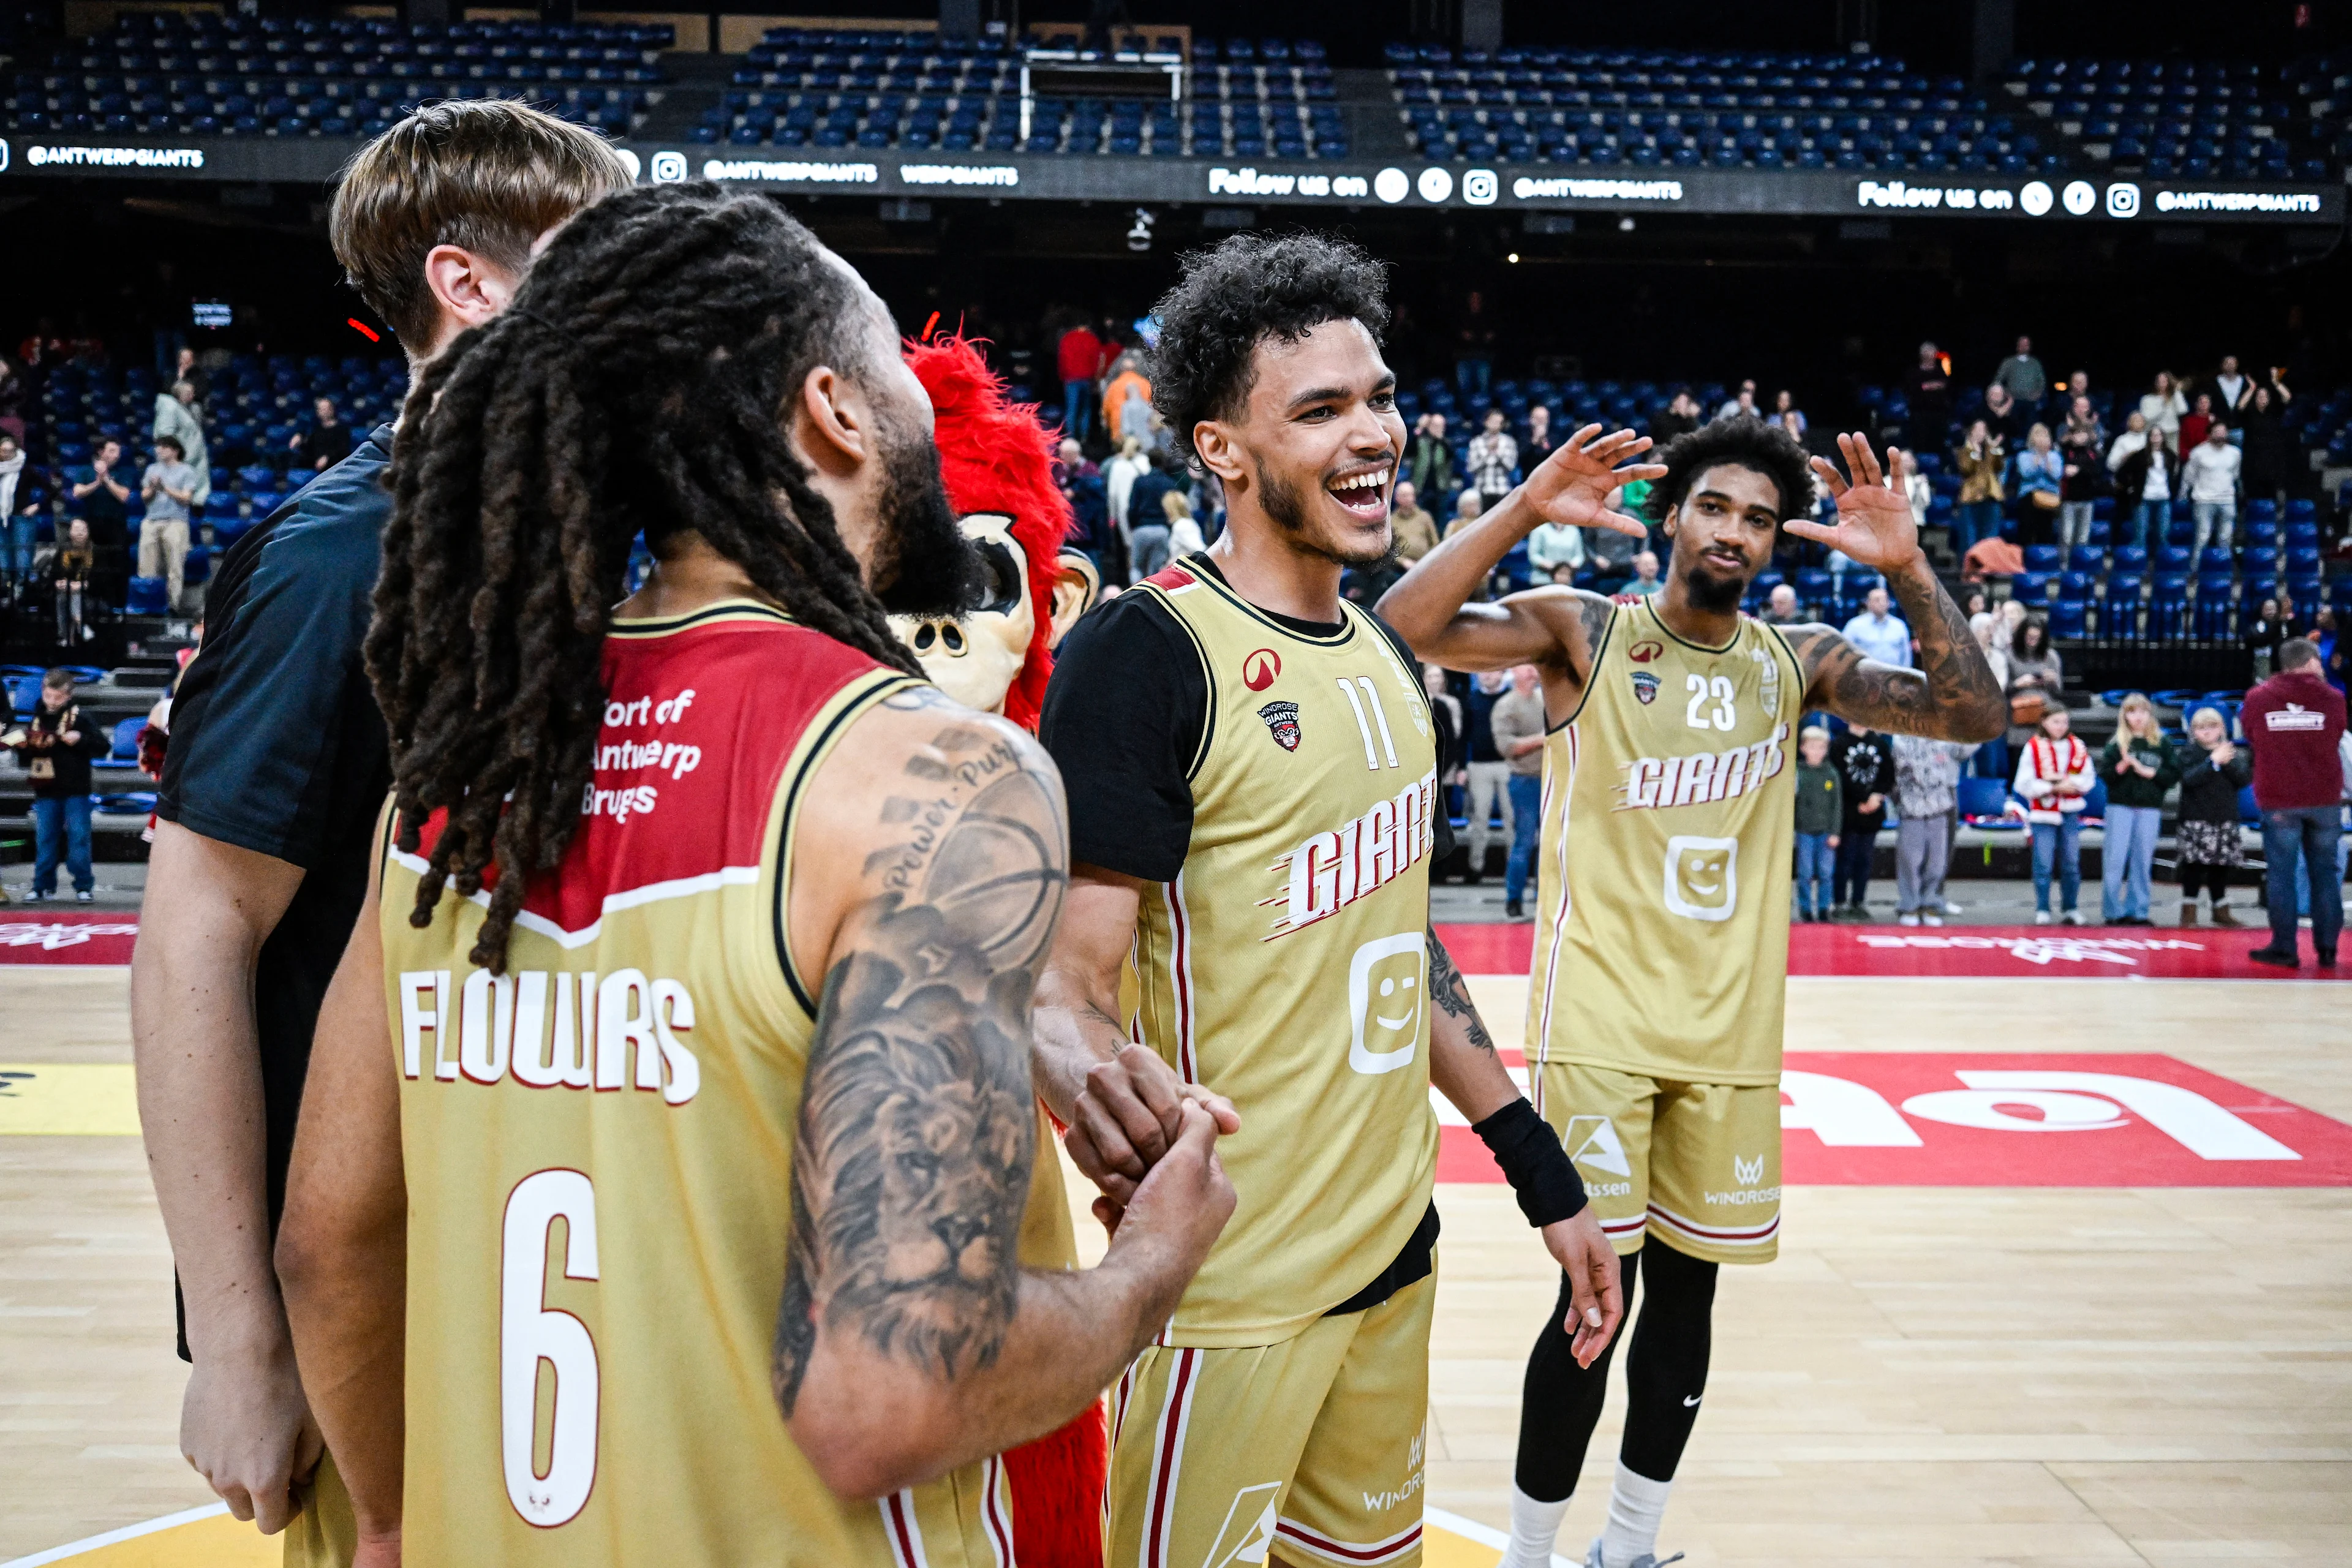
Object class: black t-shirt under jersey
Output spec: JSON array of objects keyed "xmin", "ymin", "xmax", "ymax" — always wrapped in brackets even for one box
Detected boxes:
[
  {"xmin": 156, "ymin": 424, "xmax": 394, "ymax": 1354},
  {"xmin": 1039, "ymin": 552, "xmax": 1432, "ymax": 878},
  {"xmin": 1038, "ymin": 552, "xmax": 1441, "ymax": 1312}
]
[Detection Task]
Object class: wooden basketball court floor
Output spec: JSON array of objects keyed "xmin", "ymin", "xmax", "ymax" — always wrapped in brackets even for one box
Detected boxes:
[{"xmin": 3, "ymin": 964, "xmax": 2348, "ymax": 1567}]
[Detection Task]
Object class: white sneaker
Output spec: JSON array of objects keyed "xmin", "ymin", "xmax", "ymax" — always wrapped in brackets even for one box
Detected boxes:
[
  {"xmin": 2061, "ymin": 911, "xmax": 2083, "ymax": 926},
  {"xmin": 1923, "ymin": 913, "xmax": 1944, "ymax": 926},
  {"xmin": 1937, "ymin": 901, "xmax": 1964, "ymax": 915},
  {"xmin": 1585, "ymin": 1540, "xmax": 1685, "ymax": 1568},
  {"xmin": 2034, "ymin": 910, "xmax": 2053, "ymax": 925},
  {"xmin": 1898, "ymin": 913, "xmax": 1921, "ymax": 927}
]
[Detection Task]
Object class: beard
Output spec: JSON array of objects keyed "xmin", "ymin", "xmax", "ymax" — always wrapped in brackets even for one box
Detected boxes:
[
  {"xmin": 869, "ymin": 422, "xmax": 981, "ymax": 617},
  {"xmin": 1257, "ymin": 455, "xmax": 1393, "ymax": 570},
  {"xmin": 1684, "ymin": 557, "xmax": 1749, "ymax": 613}
]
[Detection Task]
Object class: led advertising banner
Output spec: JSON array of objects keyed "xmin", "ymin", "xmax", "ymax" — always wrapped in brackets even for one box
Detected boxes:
[{"xmin": 3, "ymin": 134, "xmax": 2340, "ymax": 225}]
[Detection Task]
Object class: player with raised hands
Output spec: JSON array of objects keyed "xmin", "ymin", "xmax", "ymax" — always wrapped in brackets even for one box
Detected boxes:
[{"xmin": 1380, "ymin": 418, "xmax": 2001, "ymax": 1568}]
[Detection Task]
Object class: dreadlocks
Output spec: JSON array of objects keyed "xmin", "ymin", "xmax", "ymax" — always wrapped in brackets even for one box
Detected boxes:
[{"xmin": 369, "ymin": 180, "xmax": 925, "ymax": 971}]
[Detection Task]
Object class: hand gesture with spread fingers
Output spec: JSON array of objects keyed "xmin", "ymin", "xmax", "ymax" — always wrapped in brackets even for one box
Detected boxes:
[
  {"xmin": 1521, "ymin": 423, "xmax": 1667, "ymax": 538},
  {"xmin": 1784, "ymin": 432, "xmax": 1924, "ymax": 572}
]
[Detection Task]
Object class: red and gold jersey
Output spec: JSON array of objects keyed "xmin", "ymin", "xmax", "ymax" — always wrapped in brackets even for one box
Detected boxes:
[{"xmin": 380, "ymin": 600, "xmax": 1012, "ymax": 1567}]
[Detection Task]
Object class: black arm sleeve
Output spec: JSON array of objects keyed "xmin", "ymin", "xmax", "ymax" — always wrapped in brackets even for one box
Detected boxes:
[{"xmin": 1037, "ymin": 592, "xmax": 1207, "ymax": 883}]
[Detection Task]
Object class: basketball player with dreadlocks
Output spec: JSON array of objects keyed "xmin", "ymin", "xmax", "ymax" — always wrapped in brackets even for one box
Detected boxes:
[
  {"xmin": 274, "ymin": 183, "xmax": 1234, "ymax": 1568},
  {"xmin": 1034, "ymin": 232, "xmax": 1622, "ymax": 1568},
  {"xmin": 1380, "ymin": 418, "xmax": 2005, "ymax": 1568}
]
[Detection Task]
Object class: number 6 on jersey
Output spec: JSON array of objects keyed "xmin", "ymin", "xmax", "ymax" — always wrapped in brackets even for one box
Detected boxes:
[{"xmin": 502, "ymin": 1169, "xmax": 601, "ymax": 1528}]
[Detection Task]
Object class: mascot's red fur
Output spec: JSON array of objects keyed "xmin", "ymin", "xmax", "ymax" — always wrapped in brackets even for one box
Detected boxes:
[
  {"xmin": 904, "ymin": 332, "xmax": 1066, "ymax": 732},
  {"xmin": 905, "ymin": 331, "xmax": 1104, "ymax": 1568}
]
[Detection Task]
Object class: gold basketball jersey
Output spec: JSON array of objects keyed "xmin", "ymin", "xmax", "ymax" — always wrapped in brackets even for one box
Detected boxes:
[
  {"xmin": 380, "ymin": 602, "xmax": 1012, "ymax": 1567},
  {"xmin": 1126, "ymin": 562, "xmax": 1440, "ymax": 1348},
  {"xmin": 1528, "ymin": 599, "xmax": 1803, "ymax": 1087}
]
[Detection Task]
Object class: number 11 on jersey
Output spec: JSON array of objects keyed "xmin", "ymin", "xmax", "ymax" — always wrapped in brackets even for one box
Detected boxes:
[{"xmin": 1338, "ymin": 676, "xmax": 1401, "ymax": 769}]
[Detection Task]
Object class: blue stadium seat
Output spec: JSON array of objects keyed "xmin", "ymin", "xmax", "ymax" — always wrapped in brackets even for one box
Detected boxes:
[
  {"xmin": 109, "ymin": 716, "xmax": 145, "ymax": 760},
  {"xmin": 1957, "ymin": 776, "xmax": 2011, "ymax": 821},
  {"xmin": 126, "ymin": 576, "xmax": 171, "ymax": 615}
]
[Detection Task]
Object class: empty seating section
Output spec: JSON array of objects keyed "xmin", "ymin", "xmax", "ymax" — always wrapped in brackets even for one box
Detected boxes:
[
  {"xmin": 10, "ymin": 19, "xmax": 2340, "ymax": 182},
  {"xmin": 1387, "ymin": 47, "xmax": 2053, "ymax": 172},
  {"xmin": 6, "ymin": 10, "xmax": 668, "ymax": 140},
  {"xmin": 2003, "ymin": 56, "xmax": 2334, "ymax": 183},
  {"xmin": 708, "ymin": 32, "xmax": 1342, "ymax": 157}
]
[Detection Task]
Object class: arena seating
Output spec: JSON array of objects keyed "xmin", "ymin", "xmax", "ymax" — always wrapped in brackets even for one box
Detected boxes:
[
  {"xmin": 6, "ymin": 11, "xmax": 667, "ymax": 140},
  {"xmin": 12, "ymin": 353, "xmax": 408, "ymax": 618},
  {"xmin": 1388, "ymin": 50, "xmax": 2063, "ymax": 172},
  {"xmin": 2000, "ymin": 56, "xmax": 2333, "ymax": 184},
  {"xmin": 1373, "ymin": 371, "xmax": 2352, "ymax": 638},
  {"xmin": 704, "ymin": 31, "xmax": 1344, "ymax": 157}
]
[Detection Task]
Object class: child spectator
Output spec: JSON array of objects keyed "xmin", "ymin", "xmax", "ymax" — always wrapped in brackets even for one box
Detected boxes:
[
  {"xmin": 2176, "ymin": 706, "xmax": 2251, "ymax": 925},
  {"xmin": 1793, "ymin": 726, "xmax": 1841, "ymax": 922},
  {"xmin": 2098, "ymin": 693, "xmax": 2179, "ymax": 925},
  {"xmin": 53, "ymin": 517, "xmax": 96, "ymax": 644},
  {"xmin": 6, "ymin": 669, "xmax": 105, "ymax": 902},
  {"xmin": 1893, "ymin": 732, "xmax": 1978, "ymax": 925},
  {"xmin": 2015, "ymin": 705, "xmax": 2095, "ymax": 925},
  {"xmin": 1829, "ymin": 721, "xmax": 1894, "ymax": 919}
]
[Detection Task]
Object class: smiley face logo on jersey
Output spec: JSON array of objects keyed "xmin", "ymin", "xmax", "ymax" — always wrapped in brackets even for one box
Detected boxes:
[
  {"xmin": 1662, "ymin": 834, "xmax": 1740, "ymax": 922},
  {"xmin": 1242, "ymin": 647, "xmax": 1282, "ymax": 692},
  {"xmin": 1347, "ymin": 932, "xmax": 1425, "ymax": 1074}
]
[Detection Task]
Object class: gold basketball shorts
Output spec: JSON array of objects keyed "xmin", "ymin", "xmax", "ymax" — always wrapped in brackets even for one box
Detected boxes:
[
  {"xmin": 1533, "ymin": 1060, "xmax": 1782, "ymax": 1264},
  {"xmin": 1106, "ymin": 1273, "xmax": 1434, "ymax": 1568}
]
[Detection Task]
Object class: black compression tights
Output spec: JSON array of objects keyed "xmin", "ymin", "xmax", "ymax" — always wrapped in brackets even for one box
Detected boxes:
[{"xmin": 1513, "ymin": 1240, "xmax": 1719, "ymax": 1501}]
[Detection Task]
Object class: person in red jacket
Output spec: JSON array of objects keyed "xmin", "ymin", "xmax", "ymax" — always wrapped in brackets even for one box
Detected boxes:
[
  {"xmin": 1057, "ymin": 317, "xmax": 1105, "ymax": 447},
  {"xmin": 2241, "ymin": 638, "xmax": 2348, "ymax": 968}
]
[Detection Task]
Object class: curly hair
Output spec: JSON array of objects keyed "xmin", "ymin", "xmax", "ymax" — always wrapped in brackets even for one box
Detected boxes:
[
  {"xmin": 1644, "ymin": 417, "xmax": 1817, "ymax": 527},
  {"xmin": 1145, "ymin": 232, "xmax": 1390, "ymax": 466},
  {"xmin": 369, "ymin": 180, "xmax": 922, "ymax": 972}
]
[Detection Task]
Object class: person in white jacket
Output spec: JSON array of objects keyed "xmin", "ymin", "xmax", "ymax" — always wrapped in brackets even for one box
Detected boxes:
[
  {"xmin": 151, "ymin": 380, "xmax": 210, "ymax": 507},
  {"xmin": 2014, "ymin": 705, "xmax": 2095, "ymax": 924},
  {"xmin": 0, "ymin": 433, "xmax": 26, "ymax": 578},
  {"xmin": 2180, "ymin": 420, "xmax": 2242, "ymax": 555}
]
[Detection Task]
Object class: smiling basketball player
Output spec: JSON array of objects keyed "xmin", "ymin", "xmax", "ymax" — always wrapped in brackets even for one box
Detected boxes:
[
  {"xmin": 1381, "ymin": 417, "xmax": 2004, "ymax": 1568},
  {"xmin": 1034, "ymin": 233, "xmax": 1622, "ymax": 1568}
]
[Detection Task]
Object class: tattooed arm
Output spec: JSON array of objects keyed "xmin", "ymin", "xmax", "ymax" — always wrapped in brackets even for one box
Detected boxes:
[
  {"xmin": 777, "ymin": 689, "xmax": 1234, "ymax": 1499},
  {"xmin": 1781, "ymin": 433, "xmax": 2008, "ymax": 742},
  {"xmin": 1423, "ymin": 927, "xmax": 1624, "ymax": 1365},
  {"xmin": 1425, "ymin": 927, "xmax": 1517, "ymax": 1123}
]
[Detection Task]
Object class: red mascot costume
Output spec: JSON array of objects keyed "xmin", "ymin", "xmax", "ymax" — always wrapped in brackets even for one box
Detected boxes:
[{"xmin": 895, "ymin": 333, "xmax": 1105, "ymax": 1568}]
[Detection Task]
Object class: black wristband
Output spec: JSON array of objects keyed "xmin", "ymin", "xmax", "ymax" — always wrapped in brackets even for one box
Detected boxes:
[{"xmin": 1472, "ymin": 1098, "xmax": 1588, "ymax": 1228}]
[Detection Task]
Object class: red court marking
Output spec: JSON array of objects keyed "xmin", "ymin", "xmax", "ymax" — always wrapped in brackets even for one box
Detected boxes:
[
  {"xmin": 0, "ymin": 912, "xmax": 138, "ymax": 964},
  {"xmin": 1433, "ymin": 921, "xmax": 2350, "ymax": 981},
  {"xmin": 1438, "ymin": 1051, "xmax": 2352, "ymax": 1188}
]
